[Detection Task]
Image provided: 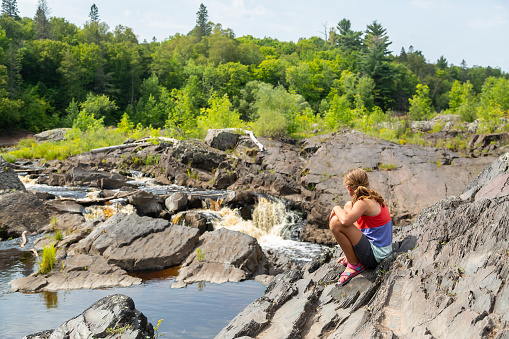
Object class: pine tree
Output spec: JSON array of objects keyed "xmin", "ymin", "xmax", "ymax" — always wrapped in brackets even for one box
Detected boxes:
[
  {"xmin": 89, "ymin": 4, "xmax": 99, "ymax": 23},
  {"xmin": 195, "ymin": 3, "xmax": 211, "ymax": 41},
  {"xmin": 34, "ymin": 0, "xmax": 51, "ymax": 39},
  {"xmin": 1, "ymin": 0, "xmax": 20, "ymax": 18}
]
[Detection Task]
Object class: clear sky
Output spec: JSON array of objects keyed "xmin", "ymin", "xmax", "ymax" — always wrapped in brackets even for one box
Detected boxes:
[{"xmin": 16, "ymin": 0, "xmax": 509, "ymax": 72}]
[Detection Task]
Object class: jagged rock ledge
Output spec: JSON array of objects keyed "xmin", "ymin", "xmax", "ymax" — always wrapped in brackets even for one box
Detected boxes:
[{"xmin": 216, "ymin": 153, "xmax": 509, "ymax": 338}]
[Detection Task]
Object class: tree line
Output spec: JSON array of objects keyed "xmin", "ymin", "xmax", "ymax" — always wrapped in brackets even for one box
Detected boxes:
[{"xmin": 0, "ymin": 0, "xmax": 507, "ymax": 138}]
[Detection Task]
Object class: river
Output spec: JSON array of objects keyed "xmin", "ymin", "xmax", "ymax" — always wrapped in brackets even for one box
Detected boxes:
[{"xmin": 0, "ymin": 172, "xmax": 328, "ymax": 338}]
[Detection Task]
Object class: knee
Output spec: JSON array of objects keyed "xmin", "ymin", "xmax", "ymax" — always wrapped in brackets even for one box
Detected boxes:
[{"xmin": 329, "ymin": 215, "xmax": 344, "ymax": 233}]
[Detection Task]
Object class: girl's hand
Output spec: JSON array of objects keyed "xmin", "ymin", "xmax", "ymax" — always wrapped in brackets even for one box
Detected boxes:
[{"xmin": 336, "ymin": 255, "xmax": 347, "ymax": 265}]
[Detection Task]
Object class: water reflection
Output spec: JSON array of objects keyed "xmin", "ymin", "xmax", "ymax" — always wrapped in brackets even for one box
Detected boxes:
[{"xmin": 41, "ymin": 291, "xmax": 58, "ymax": 309}]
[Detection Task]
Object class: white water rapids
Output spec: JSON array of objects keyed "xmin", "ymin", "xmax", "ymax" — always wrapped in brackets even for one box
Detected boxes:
[{"xmin": 20, "ymin": 172, "xmax": 327, "ymax": 264}]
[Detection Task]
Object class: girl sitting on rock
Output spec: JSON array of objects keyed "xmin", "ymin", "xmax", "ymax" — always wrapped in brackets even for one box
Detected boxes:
[{"xmin": 329, "ymin": 168, "xmax": 393, "ymax": 286}]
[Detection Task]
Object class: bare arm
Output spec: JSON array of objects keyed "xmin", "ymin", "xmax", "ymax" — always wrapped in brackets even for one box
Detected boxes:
[{"xmin": 331, "ymin": 200, "xmax": 369, "ymax": 226}]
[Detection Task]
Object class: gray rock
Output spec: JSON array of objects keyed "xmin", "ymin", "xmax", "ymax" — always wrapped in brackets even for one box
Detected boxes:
[
  {"xmin": 127, "ymin": 190, "xmax": 163, "ymax": 217},
  {"xmin": 33, "ymin": 128, "xmax": 71, "ymax": 142},
  {"xmin": 164, "ymin": 192, "xmax": 188, "ymax": 213},
  {"xmin": 0, "ymin": 155, "xmax": 26, "ymax": 194},
  {"xmin": 217, "ymin": 154, "xmax": 509, "ymax": 338},
  {"xmin": 205, "ymin": 128, "xmax": 241, "ymax": 151},
  {"xmin": 44, "ymin": 200, "xmax": 85, "ymax": 214},
  {"xmin": 9, "ymin": 254, "xmax": 141, "ymax": 292},
  {"xmin": 299, "ymin": 132, "xmax": 494, "ymax": 243},
  {"xmin": 172, "ymin": 228, "xmax": 268, "ymax": 288},
  {"xmin": 74, "ymin": 212, "xmax": 200, "ymax": 272},
  {"xmin": 0, "ymin": 191, "xmax": 49, "ymax": 239},
  {"xmin": 22, "ymin": 294, "xmax": 153, "ymax": 339}
]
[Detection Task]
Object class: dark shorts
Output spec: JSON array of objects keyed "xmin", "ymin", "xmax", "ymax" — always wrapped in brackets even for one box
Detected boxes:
[{"xmin": 353, "ymin": 234, "xmax": 378, "ymax": 269}]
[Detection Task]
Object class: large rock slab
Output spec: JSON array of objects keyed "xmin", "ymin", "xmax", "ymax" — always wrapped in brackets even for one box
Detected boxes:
[
  {"xmin": 216, "ymin": 153, "xmax": 509, "ymax": 338},
  {"xmin": 9, "ymin": 254, "xmax": 141, "ymax": 292},
  {"xmin": 23, "ymin": 294, "xmax": 153, "ymax": 339},
  {"xmin": 74, "ymin": 212, "xmax": 200, "ymax": 271},
  {"xmin": 299, "ymin": 131, "xmax": 494, "ymax": 244},
  {"xmin": 172, "ymin": 228, "xmax": 268, "ymax": 288}
]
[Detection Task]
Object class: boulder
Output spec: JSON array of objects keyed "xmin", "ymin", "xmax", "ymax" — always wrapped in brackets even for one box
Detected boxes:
[
  {"xmin": 127, "ymin": 190, "xmax": 163, "ymax": 217},
  {"xmin": 205, "ymin": 128, "xmax": 241, "ymax": 151},
  {"xmin": 22, "ymin": 294, "xmax": 153, "ymax": 339},
  {"xmin": 0, "ymin": 155, "xmax": 26, "ymax": 194},
  {"xmin": 172, "ymin": 210, "xmax": 217, "ymax": 234},
  {"xmin": 217, "ymin": 153, "xmax": 509, "ymax": 338},
  {"xmin": 0, "ymin": 191, "xmax": 49, "ymax": 239},
  {"xmin": 33, "ymin": 128, "xmax": 71, "ymax": 142},
  {"xmin": 74, "ymin": 212, "xmax": 200, "ymax": 272},
  {"xmin": 172, "ymin": 228, "xmax": 268, "ymax": 288},
  {"xmin": 164, "ymin": 192, "xmax": 188, "ymax": 214}
]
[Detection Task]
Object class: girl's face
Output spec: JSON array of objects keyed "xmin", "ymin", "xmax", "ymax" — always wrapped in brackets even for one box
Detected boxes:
[{"xmin": 346, "ymin": 186, "xmax": 354, "ymax": 197}]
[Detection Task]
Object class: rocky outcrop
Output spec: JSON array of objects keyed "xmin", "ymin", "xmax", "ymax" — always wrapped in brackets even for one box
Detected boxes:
[
  {"xmin": 9, "ymin": 254, "xmax": 141, "ymax": 292},
  {"xmin": 172, "ymin": 228, "xmax": 269, "ymax": 288},
  {"xmin": 0, "ymin": 191, "xmax": 50, "ymax": 239},
  {"xmin": 73, "ymin": 212, "xmax": 201, "ymax": 272},
  {"xmin": 0, "ymin": 156, "xmax": 49, "ymax": 238},
  {"xmin": 216, "ymin": 152, "xmax": 509, "ymax": 338},
  {"xmin": 0, "ymin": 155, "xmax": 26, "ymax": 194},
  {"xmin": 298, "ymin": 131, "xmax": 494, "ymax": 244},
  {"xmin": 23, "ymin": 294, "xmax": 153, "ymax": 339}
]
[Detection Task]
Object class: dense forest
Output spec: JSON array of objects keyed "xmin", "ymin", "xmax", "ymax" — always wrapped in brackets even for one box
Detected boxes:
[{"xmin": 0, "ymin": 0, "xmax": 508, "ymax": 140}]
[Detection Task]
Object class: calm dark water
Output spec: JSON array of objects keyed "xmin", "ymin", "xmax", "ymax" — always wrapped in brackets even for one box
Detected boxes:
[{"xmin": 0, "ymin": 246, "xmax": 266, "ymax": 339}]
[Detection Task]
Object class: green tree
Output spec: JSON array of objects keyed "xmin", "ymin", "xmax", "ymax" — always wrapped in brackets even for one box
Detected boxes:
[
  {"xmin": 448, "ymin": 80, "xmax": 477, "ymax": 122},
  {"xmin": 33, "ymin": 0, "xmax": 51, "ymax": 39},
  {"xmin": 408, "ymin": 84, "xmax": 433, "ymax": 120},
  {"xmin": 194, "ymin": 3, "xmax": 212, "ymax": 41},
  {"xmin": 89, "ymin": 4, "xmax": 99, "ymax": 23},
  {"xmin": 324, "ymin": 90, "xmax": 353, "ymax": 128},
  {"xmin": 197, "ymin": 93, "xmax": 242, "ymax": 131},
  {"xmin": 1, "ymin": 0, "xmax": 19, "ymax": 18},
  {"xmin": 335, "ymin": 19, "xmax": 363, "ymax": 51},
  {"xmin": 79, "ymin": 93, "xmax": 118, "ymax": 126},
  {"xmin": 252, "ymin": 83, "xmax": 310, "ymax": 137},
  {"xmin": 165, "ymin": 89, "xmax": 198, "ymax": 138}
]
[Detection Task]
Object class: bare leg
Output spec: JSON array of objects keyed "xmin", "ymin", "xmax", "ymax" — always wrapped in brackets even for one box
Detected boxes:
[{"xmin": 329, "ymin": 215, "xmax": 364, "ymax": 280}]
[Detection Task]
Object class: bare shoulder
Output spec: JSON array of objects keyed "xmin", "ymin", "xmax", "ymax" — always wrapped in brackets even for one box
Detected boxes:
[{"xmin": 344, "ymin": 200, "xmax": 353, "ymax": 211}]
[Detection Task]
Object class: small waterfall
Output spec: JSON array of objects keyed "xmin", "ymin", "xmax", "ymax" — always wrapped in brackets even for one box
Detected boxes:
[{"xmin": 212, "ymin": 196, "xmax": 303, "ymax": 241}]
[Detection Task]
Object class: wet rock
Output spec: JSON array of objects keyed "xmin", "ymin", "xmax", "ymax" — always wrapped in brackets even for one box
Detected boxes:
[
  {"xmin": 22, "ymin": 294, "xmax": 153, "ymax": 339},
  {"xmin": 44, "ymin": 200, "xmax": 85, "ymax": 214},
  {"xmin": 172, "ymin": 210, "xmax": 216, "ymax": 234},
  {"xmin": 74, "ymin": 212, "xmax": 200, "ymax": 272},
  {"xmin": 172, "ymin": 228, "xmax": 268, "ymax": 288},
  {"xmin": 0, "ymin": 191, "xmax": 49, "ymax": 239},
  {"xmin": 33, "ymin": 128, "xmax": 71, "ymax": 142},
  {"xmin": 127, "ymin": 190, "xmax": 163, "ymax": 217},
  {"xmin": 218, "ymin": 153, "xmax": 509, "ymax": 338},
  {"xmin": 66, "ymin": 167, "xmax": 136, "ymax": 189},
  {"xmin": 164, "ymin": 192, "xmax": 188, "ymax": 214},
  {"xmin": 9, "ymin": 254, "xmax": 141, "ymax": 292}
]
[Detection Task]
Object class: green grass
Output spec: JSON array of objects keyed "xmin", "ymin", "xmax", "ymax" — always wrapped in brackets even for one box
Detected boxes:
[
  {"xmin": 38, "ymin": 245, "xmax": 57, "ymax": 274},
  {"xmin": 2, "ymin": 127, "xmax": 158, "ymax": 162},
  {"xmin": 53, "ymin": 230, "xmax": 63, "ymax": 241},
  {"xmin": 379, "ymin": 163, "xmax": 398, "ymax": 171}
]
